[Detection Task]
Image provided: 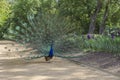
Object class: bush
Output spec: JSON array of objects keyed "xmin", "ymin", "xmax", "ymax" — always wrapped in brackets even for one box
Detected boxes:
[
  {"xmin": 104, "ymin": 27, "xmax": 120, "ymax": 37},
  {"xmin": 78, "ymin": 34, "xmax": 120, "ymax": 56}
]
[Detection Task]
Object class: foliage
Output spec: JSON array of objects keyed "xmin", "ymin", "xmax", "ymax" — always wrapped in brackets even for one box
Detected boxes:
[
  {"xmin": 9, "ymin": 0, "xmax": 58, "ymax": 35},
  {"xmin": 103, "ymin": 27, "xmax": 120, "ymax": 37},
  {"xmin": 0, "ymin": 0, "xmax": 120, "ymax": 58},
  {"xmin": 0, "ymin": 0, "xmax": 11, "ymax": 26},
  {"xmin": 108, "ymin": 0, "xmax": 120, "ymax": 26},
  {"xmin": 1, "ymin": 0, "xmax": 120, "ymax": 38},
  {"xmin": 0, "ymin": 0, "xmax": 11, "ymax": 39},
  {"xmin": 78, "ymin": 34, "xmax": 120, "ymax": 56},
  {"xmin": 11, "ymin": 0, "xmax": 41, "ymax": 27},
  {"xmin": 57, "ymin": 0, "xmax": 120, "ymax": 34},
  {"xmin": 57, "ymin": 0, "xmax": 96, "ymax": 34}
]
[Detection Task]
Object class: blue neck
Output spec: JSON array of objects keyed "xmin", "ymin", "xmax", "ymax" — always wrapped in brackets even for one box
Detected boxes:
[{"xmin": 48, "ymin": 43, "xmax": 54, "ymax": 57}]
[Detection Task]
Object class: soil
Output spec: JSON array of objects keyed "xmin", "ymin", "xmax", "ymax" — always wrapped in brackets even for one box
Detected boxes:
[
  {"xmin": 70, "ymin": 51, "xmax": 120, "ymax": 77},
  {"xmin": 0, "ymin": 40, "xmax": 120, "ymax": 80}
]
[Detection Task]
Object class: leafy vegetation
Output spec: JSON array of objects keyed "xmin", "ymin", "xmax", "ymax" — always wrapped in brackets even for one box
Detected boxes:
[
  {"xmin": 0, "ymin": 0, "xmax": 120, "ymax": 56},
  {"xmin": 78, "ymin": 34, "xmax": 120, "ymax": 55},
  {"xmin": 0, "ymin": 0, "xmax": 11, "ymax": 39}
]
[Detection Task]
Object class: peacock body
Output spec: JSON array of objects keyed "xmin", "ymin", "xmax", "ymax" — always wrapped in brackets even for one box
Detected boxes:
[
  {"xmin": 45, "ymin": 43, "xmax": 54, "ymax": 61},
  {"xmin": 6, "ymin": 13, "xmax": 81, "ymax": 61}
]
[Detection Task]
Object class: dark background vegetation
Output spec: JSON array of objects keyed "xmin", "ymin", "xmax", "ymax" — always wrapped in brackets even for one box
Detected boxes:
[{"xmin": 0, "ymin": 0, "xmax": 120, "ymax": 56}]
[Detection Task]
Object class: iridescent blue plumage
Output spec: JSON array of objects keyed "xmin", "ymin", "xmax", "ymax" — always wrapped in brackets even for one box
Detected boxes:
[
  {"xmin": 45, "ymin": 43, "xmax": 54, "ymax": 61},
  {"xmin": 48, "ymin": 44, "xmax": 54, "ymax": 57}
]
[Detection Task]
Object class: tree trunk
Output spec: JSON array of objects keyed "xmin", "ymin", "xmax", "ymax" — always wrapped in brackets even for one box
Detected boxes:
[
  {"xmin": 99, "ymin": 0, "xmax": 109, "ymax": 34},
  {"xmin": 88, "ymin": 0, "xmax": 102, "ymax": 34}
]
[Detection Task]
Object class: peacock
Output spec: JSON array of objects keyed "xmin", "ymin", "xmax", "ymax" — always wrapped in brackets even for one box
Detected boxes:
[
  {"xmin": 5, "ymin": 12, "xmax": 81, "ymax": 61},
  {"xmin": 45, "ymin": 43, "xmax": 54, "ymax": 61}
]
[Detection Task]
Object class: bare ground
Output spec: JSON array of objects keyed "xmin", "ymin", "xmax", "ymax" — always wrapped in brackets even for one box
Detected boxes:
[
  {"xmin": 70, "ymin": 51, "xmax": 120, "ymax": 77},
  {"xmin": 0, "ymin": 40, "xmax": 120, "ymax": 80}
]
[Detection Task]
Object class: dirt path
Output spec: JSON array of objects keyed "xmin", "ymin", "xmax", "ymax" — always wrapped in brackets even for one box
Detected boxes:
[
  {"xmin": 0, "ymin": 40, "xmax": 120, "ymax": 80},
  {"xmin": 70, "ymin": 52, "xmax": 120, "ymax": 77}
]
